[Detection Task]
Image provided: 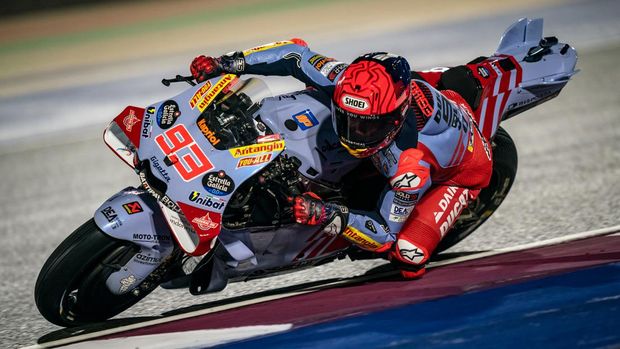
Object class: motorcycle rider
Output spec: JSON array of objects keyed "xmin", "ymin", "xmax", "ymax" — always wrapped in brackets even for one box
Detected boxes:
[{"xmin": 190, "ymin": 39, "xmax": 493, "ymax": 278}]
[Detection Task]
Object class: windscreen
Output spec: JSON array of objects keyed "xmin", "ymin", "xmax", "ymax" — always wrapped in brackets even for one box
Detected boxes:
[{"xmin": 196, "ymin": 78, "xmax": 274, "ymax": 150}]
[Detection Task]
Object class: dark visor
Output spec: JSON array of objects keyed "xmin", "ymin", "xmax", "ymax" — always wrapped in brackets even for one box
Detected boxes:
[{"xmin": 333, "ymin": 104, "xmax": 403, "ymax": 149}]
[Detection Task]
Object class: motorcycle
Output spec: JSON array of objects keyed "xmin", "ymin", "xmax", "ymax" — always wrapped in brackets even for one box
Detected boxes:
[{"xmin": 35, "ymin": 18, "xmax": 577, "ymax": 326}]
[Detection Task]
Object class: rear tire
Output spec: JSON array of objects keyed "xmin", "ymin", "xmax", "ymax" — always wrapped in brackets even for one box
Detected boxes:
[
  {"xmin": 34, "ymin": 219, "xmax": 155, "ymax": 327},
  {"xmin": 434, "ymin": 127, "xmax": 518, "ymax": 253}
]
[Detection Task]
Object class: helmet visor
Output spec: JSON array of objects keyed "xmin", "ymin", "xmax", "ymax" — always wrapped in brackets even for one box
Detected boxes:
[{"xmin": 333, "ymin": 103, "xmax": 405, "ymax": 149}]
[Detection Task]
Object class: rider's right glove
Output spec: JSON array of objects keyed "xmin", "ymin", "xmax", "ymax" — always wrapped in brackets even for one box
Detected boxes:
[
  {"xmin": 293, "ymin": 192, "xmax": 349, "ymax": 236},
  {"xmin": 190, "ymin": 55, "xmax": 222, "ymax": 82}
]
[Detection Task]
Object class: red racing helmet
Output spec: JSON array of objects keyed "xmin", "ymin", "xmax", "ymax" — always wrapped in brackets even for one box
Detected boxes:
[{"xmin": 332, "ymin": 52, "xmax": 412, "ymax": 158}]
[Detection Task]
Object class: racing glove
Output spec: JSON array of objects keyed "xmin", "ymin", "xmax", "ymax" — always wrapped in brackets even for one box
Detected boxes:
[
  {"xmin": 190, "ymin": 55, "xmax": 222, "ymax": 82},
  {"xmin": 293, "ymin": 192, "xmax": 349, "ymax": 235},
  {"xmin": 190, "ymin": 52, "xmax": 246, "ymax": 82}
]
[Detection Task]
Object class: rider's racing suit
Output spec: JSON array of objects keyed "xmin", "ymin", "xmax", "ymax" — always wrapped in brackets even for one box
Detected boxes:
[{"xmin": 213, "ymin": 39, "xmax": 493, "ymax": 277}]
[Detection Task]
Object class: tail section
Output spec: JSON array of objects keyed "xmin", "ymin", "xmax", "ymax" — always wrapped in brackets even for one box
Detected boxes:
[
  {"xmin": 438, "ymin": 18, "xmax": 578, "ymax": 140},
  {"xmin": 495, "ymin": 18, "xmax": 578, "ymax": 122}
]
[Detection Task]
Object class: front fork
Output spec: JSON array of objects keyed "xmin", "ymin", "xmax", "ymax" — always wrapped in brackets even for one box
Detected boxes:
[{"xmin": 93, "ymin": 187, "xmax": 175, "ymax": 295}]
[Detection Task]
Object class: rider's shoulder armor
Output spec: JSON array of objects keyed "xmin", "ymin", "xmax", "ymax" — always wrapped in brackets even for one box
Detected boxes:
[
  {"xmin": 413, "ymin": 79, "xmax": 473, "ymax": 170},
  {"xmin": 371, "ymin": 114, "xmax": 430, "ymax": 192}
]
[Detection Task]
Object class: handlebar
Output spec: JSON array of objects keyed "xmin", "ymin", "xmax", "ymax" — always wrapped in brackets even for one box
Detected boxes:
[{"xmin": 161, "ymin": 75, "xmax": 196, "ymax": 87}]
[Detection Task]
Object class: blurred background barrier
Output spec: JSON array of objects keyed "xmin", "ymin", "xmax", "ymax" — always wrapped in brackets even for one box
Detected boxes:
[{"xmin": 1, "ymin": 0, "xmax": 131, "ymax": 17}]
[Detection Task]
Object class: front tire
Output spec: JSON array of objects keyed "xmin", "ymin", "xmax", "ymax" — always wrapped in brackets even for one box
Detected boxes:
[
  {"xmin": 435, "ymin": 127, "xmax": 518, "ymax": 253},
  {"xmin": 34, "ymin": 219, "xmax": 154, "ymax": 327}
]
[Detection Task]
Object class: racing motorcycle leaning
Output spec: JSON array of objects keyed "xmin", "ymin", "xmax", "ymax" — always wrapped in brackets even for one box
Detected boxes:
[{"xmin": 35, "ymin": 18, "xmax": 578, "ymax": 326}]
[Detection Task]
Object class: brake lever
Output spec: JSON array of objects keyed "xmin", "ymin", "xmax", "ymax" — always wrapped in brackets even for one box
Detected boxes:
[{"xmin": 161, "ymin": 75, "xmax": 196, "ymax": 87}]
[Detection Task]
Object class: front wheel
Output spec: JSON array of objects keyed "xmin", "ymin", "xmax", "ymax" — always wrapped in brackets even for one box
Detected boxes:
[
  {"xmin": 34, "ymin": 219, "xmax": 156, "ymax": 327},
  {"xmin": 435, "ymin": 127, "xmax": 518, "ymax": 253}
]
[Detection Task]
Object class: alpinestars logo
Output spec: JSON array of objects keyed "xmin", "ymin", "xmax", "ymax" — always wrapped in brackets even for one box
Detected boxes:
[
  {"xmin": 391, "ymin": 172, "xmax": 421, "ymax": 189},
  {"xmin": 397, "ymin": 239, "xmax": 425, "ymax": 264}
]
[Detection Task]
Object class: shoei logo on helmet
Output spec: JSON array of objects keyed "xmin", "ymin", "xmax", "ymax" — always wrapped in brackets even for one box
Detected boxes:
[{"xmin": 342, "ymin": 95, "xmax": 368, "ymax": 111}]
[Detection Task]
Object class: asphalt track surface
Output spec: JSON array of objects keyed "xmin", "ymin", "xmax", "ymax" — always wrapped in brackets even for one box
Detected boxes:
[{"xmin": 1, "ymin": 0, "xmax": 619, "ymax": 347}]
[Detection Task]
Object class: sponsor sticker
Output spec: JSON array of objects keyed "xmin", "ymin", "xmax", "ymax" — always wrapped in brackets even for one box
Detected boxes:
[
  {"xmin": 397, "ymin": 240, "xmax": 425, "ymax": 264},
  {"xmin": 188, "ymin": 191, "xmax": 226, "ymax": 211},
  {"xmin": 327, "ymin": 63, "xmax": 347, "ymax": 81},
  {"xmin": 389, "ymin": 214, "xmax": 408, "ymax": 223},
  {"xmin": 150, "ymin": 156, "xmax": 171, "ymax": 182},
  {"xmin": 119, "ymin": 275, "xmax": 137, "ymax": 293},
  {"xmin": 123, "ymin": 109, "xmax": 140, "ymax": 132},
  {"xmin": 197, "ymin": 118, "xmax": 221, "ymax": 147},
  {"xmin": 189, "ymin": 81, "xmax": 213, "ymax": 109},
  {"xmin": 192, "ymin": 212, "xmax": 219, "ymax": 231},
  {"xmin": 320, "ymin": 61, "xmax": 342, "ymax": 76},
  {"xmin": 132, "ymin": 233, "xmax": 171, "ymax": 242},
  {"xmin": 364, "ymin": 220, "xmax": 377, "ymax": 234},
  {"xmin": 157, "ymin": 100, "xmax": 181, "ymax": 129},
  {"xmin": 139, "ymin": 171, "xmax": 181, "ymax": 212},
  {"xmin": 197, "ymin": 74, "xmax": 236, "ymax": 112},
  {"xmin": 291, "ymin": 109, "xmax": 319, "ymax": 130},
  {"xmin": 142, "ymin": 109, "xmax": 153, "ymax": 139},
  {"xmin": 390, "ymin": 204, "xmax": 411, "ymax": 216},
  {"xmin": 478, "ymin": 66, "xmax": 490, "ymax": 78},
  {"xmin": 309, "ymin": 55, "xmax": 335, "ymax": 71},
  {"xmin": 237, "ymin": 153, "xmax": 272, "ymax": 168},
  {"xmin": 101, "ymin": 206, "xmax": 118, "ymax": 222},
  {"xmin": 202, "ymin": 171, "xmax": 235, "ymax": 196},
  {"xmin": 411, "ymin": 82, "xmax": 433, "ymax": 117},
  {"xmin": 242, "ymin": 41, "xmax": 294, "ymax": 56},
  {"xmin": 308, "ymin": 54, "xmax": 324, "ymax": 65},
  {"xmin": 101, "ymin": 206, "xmax": 122, "ymax": 229},
  {"xmin": 135, "ymin": 253, "xmax": 162, "ymax": 265},
  {"xmin": 390, "ymin": 172, "xmax": 422, "ymax": 190},
  {"xmin": 394, "ymin": 191, "xmax": 417, "ymax": 207},
  {"xmin": 228, "ymin": 140, "xmax": 285, "ymax": 158},
  {"xmin": 342, "ymin": 226, "xmax": 382, "ymax": 250},
  {"xmin": 122, "ymin": 201, "xmax": 143, "ymax": 215},
  {"xmin": 341, "ymin": 95, "xmax": 369, "ymax": 111}
]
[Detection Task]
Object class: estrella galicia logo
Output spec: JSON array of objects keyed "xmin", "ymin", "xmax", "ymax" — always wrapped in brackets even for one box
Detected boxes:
[
  {"xmin": 291, "ymin": 109, "xmax": 319, "ymax": 130},
  {"xmin": 202, "ymin": 171, "xmax": 235, "ymax": 196},
  {"xmin": 156, "ymin": 100, "xmax": 181, "ymax": 129}
]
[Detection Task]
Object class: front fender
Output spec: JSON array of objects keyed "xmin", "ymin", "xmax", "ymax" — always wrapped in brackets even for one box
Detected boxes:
[{"xmin": 94, "ymin": 187, "xmax": 175, "ymax": 295}]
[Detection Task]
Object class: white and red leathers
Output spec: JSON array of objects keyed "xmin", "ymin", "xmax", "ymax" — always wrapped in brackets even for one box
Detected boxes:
[{"xmin": 192, "ymin": 39, "xmax": 493, "ymax": 277}]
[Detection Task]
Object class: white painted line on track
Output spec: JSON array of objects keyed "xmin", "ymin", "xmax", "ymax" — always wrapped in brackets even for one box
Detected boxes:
[
  {"xmin": 22, "ymin": 224, "xmax": 620, "ymax": 349},
  {"xmin": 22, "ymin": 291, "xmax": 311, "ymax": 349},
  {"xmin": 59, "ymin": 324, "xmax": 293, "ymax": 349}
]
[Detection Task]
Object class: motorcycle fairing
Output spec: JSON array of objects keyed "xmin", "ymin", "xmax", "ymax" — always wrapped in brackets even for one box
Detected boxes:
[
  {"xmin": 258, "ymin": 90, "xmax": 360, "ymax": 184},
  {"xmin": 104, "ymin": 106, "xmax": 146, "ymax": 169},
  {"xmin": 93, "ymin": 187, "xmax": 174, "ymax": 295},
  {"xmin": 133, "ymin": 75, "xmax": 285, "ymax": 256}
]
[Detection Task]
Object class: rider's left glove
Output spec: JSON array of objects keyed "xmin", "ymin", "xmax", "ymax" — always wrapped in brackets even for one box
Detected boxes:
[
  {"xmin": 190, "ymin": 55, "xmax": 222, "ymax": 82},
  {"xmin": 293, "ymin": 192, "xmax": 349, "ymax": 235},
  {"xmin": 293, "ymin": 192, "xmax": 327, "ymax": 225}
]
